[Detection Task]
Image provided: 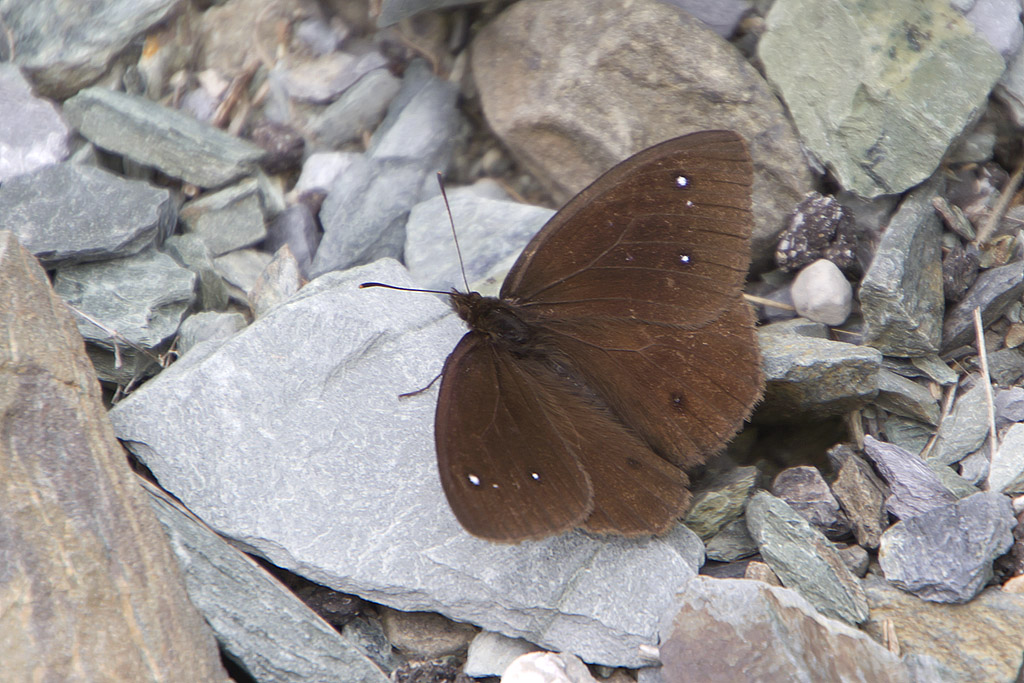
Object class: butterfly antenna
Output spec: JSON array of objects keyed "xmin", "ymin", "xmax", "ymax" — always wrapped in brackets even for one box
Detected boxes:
[{"xmin": 437, "ymin": 172, "xmax": 471, "ymax": 292}]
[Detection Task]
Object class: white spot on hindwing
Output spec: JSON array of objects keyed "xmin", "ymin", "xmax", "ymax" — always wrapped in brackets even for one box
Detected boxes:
[
  {"xmin": 531, "ymin": 472, "xmax": 540, "ymax": 480},
  {"xmin": 676, "ymin": 175, "xmax": 689, "ymax": 187},
  {"xmin": 468, "ymin": 474, "xmax": 481, "ymax": 486},
  {"xmin": 679, "ymin": 253, "xmax": 691, "ymax": 265}
]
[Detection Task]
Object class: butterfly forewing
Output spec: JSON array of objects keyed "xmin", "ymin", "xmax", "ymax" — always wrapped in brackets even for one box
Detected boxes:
[{"xmin": 501, "ymin": 131, "xmax": 753, "ymax": 329}]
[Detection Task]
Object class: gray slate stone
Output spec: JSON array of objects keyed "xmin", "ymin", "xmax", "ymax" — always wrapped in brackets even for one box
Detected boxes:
[
  {"xmin": 682, "ymin": 466, "xmax": 758, "ymax": 540},
  {"xmin": 745, "ymin": 490, "xmax": 869, "ymax": 624},
  {"xmin": 0, "ymin": 230, "xmax": 226, "ymax": 681},
  {"xmin": 988, "ymin": 422, "xmax": 1024, "ymax": 494},
  {"xmin": 928, "ymin": 380, "xmax": 991, "ymax": 466},
  {"xmin": 878, "ymin": 492, "xmax": 1015, "ymax": 603},
  {"xmin": 248, "ymin": 245, "xmax": 303, "ymax": 318},
  {"xmin": 163, "ymin": 233, "xmax": 230, "ymax": 312},
  {"xmin": 405, "ymin": 189, "xmax": 554, "ymax": 292},
  {"xmin": 180, "ymin": 178, "xmax": 268, "ymax": 256},
  {"xmin": 54, "ymin": 249, "xmax": 196, "ymax": 383},
  {"xmin": 108, "ymin": 259, "xmax": 702, "ymax": 668},
  {"xmin": 994, "ymin": 387, "xmax": 1024, "ymax": 428},
  {"xmin": 265, "ymin": 203, "xmax": 321, "ymax": 279},
  {"xmin": 875, "ymin": 369, "xmax": 941, "ymax": 425},
  {"xmin": 0, "ymin": 0, "xmax": 182, "ymax": 98},
  {"xmin": 310, "ymin": 155, "xmax": 429, "ymax": 276},
  {"xmin": 659, "ymin": 577, "xmax": 907, "ymax": 683},
  {"xmin": 368, "ymin": 60, "xmax": 459, "ymax": 173},
  {"xmin": 759, "ymin": 0, "xmax": 1003, "ymax": 197},
  {"xmin": 942, "ymin": 259, "xmax": 1024, "ymax": 351},
  {"xmin": 860, "ymin": 180, "xmax": 945, "ymax": 356},
  {"xmin": 862, "ymin": 435, "xmax": 957, "ymax": 520},
  {"xmin": 63, "ymin": 87, "xmax": 264, "ymax": 188},
  {"xmin": 704, "ymin": 518, "xmax": 757, "ymax": 562},
  {"xmin": 311, "ymin": 68, "xmax": 403, "ymax": 150},
  {"xmin": 910, "ymin": 354, "xmax": 960, "ymax": 386},
  {"xmin": 0, "ymin": 163, "xmax": 174, "ymax": 269},
  {"xmin": 0, "ymin": 63, "xmax": 69, "ymax": 181},
  {"xmin": 757, "ymin": 327, "xmax": 881, "ymax": 421},
  {"xmin": 177, "ymin": 311, "xmax": 247, "ymax": 357},
  {"xmin": 144, "ymin": 482, "xmax": 388, "ymax": 683},
  {"xmin": 770, "ymin": 466, "xmax": 850, "ymax": 539},
  {"xmin": 884, "ymin": 415, "xmax": 934, "ymax": 456}
]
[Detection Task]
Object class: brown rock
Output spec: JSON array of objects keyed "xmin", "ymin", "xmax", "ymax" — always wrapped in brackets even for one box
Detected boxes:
[
  {"xmin": 380, "ymin": 607, "xmax": 479, "ymax": 659},
  {"xmin": 862, "ymin": 572, "xmax": 1024, "ymax": 683},
  {"xmin": 470, "ymin": 0, "xmax": 812, "ymax": 271},
  {"xmin": 831, "ymin": 451, "xmax": 890, "ymax": 549},
  {"xmin": 0, "ymin": 231, "xmax": 226, "ymax": 681},
  {"xmin": 661, "ymin": 576, "xmax": 911, "ymax": 683}
]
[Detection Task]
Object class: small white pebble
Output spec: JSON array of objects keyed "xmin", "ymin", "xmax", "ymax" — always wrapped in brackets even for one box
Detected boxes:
[
  {"xmin": 790, "ymin": 259, "xmax": 852, "ymax": 326},
  {"xmin": 501, "ymin": 651, "xmax": 596, "ymax": 683}
]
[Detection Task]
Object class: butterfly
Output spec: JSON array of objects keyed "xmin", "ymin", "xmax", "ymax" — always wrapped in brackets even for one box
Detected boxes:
[{"xmin": 379, "ymin": 130, "xmax": 763, "ymax": 542}]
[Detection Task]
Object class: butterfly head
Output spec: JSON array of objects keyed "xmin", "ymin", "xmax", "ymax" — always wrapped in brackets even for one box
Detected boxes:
[{"xmin": 449, "ymin": 290, "xmax": 533, "ymax": 350}]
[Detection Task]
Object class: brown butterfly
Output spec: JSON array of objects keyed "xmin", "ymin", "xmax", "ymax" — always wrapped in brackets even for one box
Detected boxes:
[{"xmin": 375, "ymin": 131, "xmax": 763, "ymax": 542}]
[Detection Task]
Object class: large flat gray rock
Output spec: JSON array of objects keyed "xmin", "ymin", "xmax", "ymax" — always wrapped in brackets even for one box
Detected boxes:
[{"xmin": 109, "ymin": 258, "xmax": 704, "ymax": 668}]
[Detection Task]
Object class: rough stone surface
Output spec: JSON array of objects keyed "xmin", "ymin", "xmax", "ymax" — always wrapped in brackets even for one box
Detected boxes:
[
  {"xmin": 163, "ymin": 233, "xmax": 230, "ymax": 312},
  {"xmin": 745, "ymin": 491, "xmax": 869, "ymax": 624},
  {"xmin": 465, "ymin": 631, "xmax": 539, "ymax": 678},
  {"xmin": 380, "ymin": 607, "xmax": 478, "ymax": 660},
  {"xmin": 943, "ymin": 259, "xmax": 1024, "ymax": 351},
  {"xmin": 180, "ymin": 178, "xmax": 268, "ymax": 257},
  {"xmin": 0, "ymin": 230, "xmax": 225, "ymax": 681},
  {"xmin": 265, "ymin": 203, "xmax": 321, "ymax": 279},
  {"xmin": 682, "ymin": 466, "xmax": 759, "ymax": 540},
  {"xmin": 108, "ymin": 259, "xmax": 704, "ymax": 668},
  {"xmin": 213, "ymin": 248, "xmax": 274, "ymax": 296},
  {"xmin": 0, "ymin": 63, "xmax": 69, "ymax": 181},
  {"xmin": 0, "ymin": 163, "xmax": 175, "ymax": 269},
  {"xmin": 862, "ymin": 436, "xmax": 957, "ymax": 520},
  {"xmin": 989, "ymin": 423, "xmax": 1024, "ymax": 494},
  {"xmin": 830, "ymin": 449, "xmax": 889, "ymax": 549},
  {"xmin": 859, "ymin": 180, "xmax": 945, "ymax": 356},
  {"xmin": 862, "ymin": 572, "xmax": 1024, "ymax": 682},
  {"xmin": 660, "ymin": 576, "xmax": 910, "ymax": 683},
  {"xmin": 704, "ymin": 519, "xmax": 758, "ymax": 563},
  {"xmin": 928, "ymin": 380, "xmax": 992, "ymax": 467},
  {"xmin": 63, "ymin": 87, "xmax": 264, "ymax": 188},
  {"xmin": 757, "ymin": 327, "xmax": 881, "ymax": 421},
  {"xmin": 176, "ymin": 311, "xmax": 247, "ymax": 357},
  {"xmin": 878, "ymin": 491, "xmax": 1015, "ymax": 603},
  {"xmin": 311, "ymin": 155, "xmax": 429, "ymax": 276},
  {"xmin": 311, "ymin": 68, "xmax": 403, "ymax": 149},
  {"xmin": 405, "ymin": 188, "xmax": 554, "ymax": 292},
  {"xmin": 470, "ymin": 0, "xmax": 812, "ymax": 271},
  {"xmin": 874, "ymin": 369, "xmax": 941, "ymax": 425},
  {"xmin": 145, "ymin": 483, "xmax": 388, "ymax": 682},
  {"xmin": 759, "ymin": 0, "xmax": 1003, "ymax": 197},
  {"xmin": 770, "ymin": 466, "xmax": 850, "ymax": 539},
  {"xmin": 1, "ymin": 0, "xmax": 184, "ymax": 98},
  {"xmin": 53, "ymin": 249, "xmax": 196, "ymax": 383}
]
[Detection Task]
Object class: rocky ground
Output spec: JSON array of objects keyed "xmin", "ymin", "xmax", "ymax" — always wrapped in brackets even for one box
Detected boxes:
[{"xmin": 3, "ymin": 0, "xmax": 1024, "ymax": 681}]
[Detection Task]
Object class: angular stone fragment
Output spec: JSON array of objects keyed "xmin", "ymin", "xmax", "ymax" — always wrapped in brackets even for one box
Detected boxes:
[
  {"xmin": 0, "ymin": 230, "xmax": 225, "ymax": 681},
  {"xmin": 63, "ymin": 87, "xmax": 264, "ymax": 188},
  {"xmin": 878, "ymin": 492, "xmax": 1015, "ymax": 603},
  {"xmin": 746, "ymin": 491, "xmax": 869, "ymax": 624}
]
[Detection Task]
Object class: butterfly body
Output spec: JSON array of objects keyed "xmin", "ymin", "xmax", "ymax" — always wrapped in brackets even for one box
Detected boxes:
[{"xmin": 435, "ymin": 131, "xmax": 764, "ymax": 543}]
